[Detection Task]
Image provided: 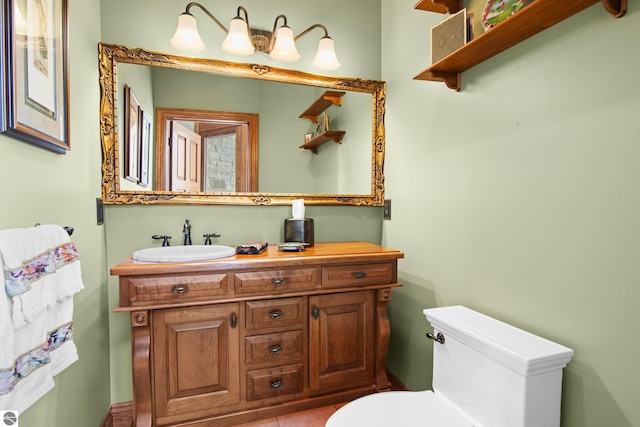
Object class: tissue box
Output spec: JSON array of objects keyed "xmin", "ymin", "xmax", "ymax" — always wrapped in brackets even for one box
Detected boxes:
[{"xmin": 284, "ymin": 218, "xmax": 314, "ymax": 247}]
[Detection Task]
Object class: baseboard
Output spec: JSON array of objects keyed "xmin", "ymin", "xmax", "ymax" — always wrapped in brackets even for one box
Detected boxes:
[
  {"xmin": 387, "ymin": 370, "xmax": 411, "ymax": 391},
  {"xmin": 101, "ymin": 401, "xmax": 133, "ymax": 427}
]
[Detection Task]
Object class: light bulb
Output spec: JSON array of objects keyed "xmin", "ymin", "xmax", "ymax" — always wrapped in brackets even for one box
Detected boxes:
[
  {"xmin": 311, "ymin": 37, "xmax": 341, "ymax": 70},
  {"xmin": 269, "ymin": 26, "xmax": 300, "ymax": 62},
  {"xmin": 170, "ymin": 13, "xmax": 206, "ymax": 52},
  {"xmin": 222, "ymin": 17, "xmax": 255, "ymax": 55}
]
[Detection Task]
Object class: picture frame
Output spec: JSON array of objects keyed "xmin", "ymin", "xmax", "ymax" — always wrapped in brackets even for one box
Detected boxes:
[
  {"xmin": 139, "ymin": 111, "xmax": 151, "ymax": 187},
  {"xmin": 124, "ymin": 85, "xmax": 141, "ymax": 182},
  {"xmin": 315, "ymin": 111, "xmax": 329, "ymax": 137},
  {"xmin": 304, "ymin": 132, "xmax": 313, "ymax": 143},
  {"xmin": 0, "ymin": 0, "xmax": 70, "ymax": 153}
]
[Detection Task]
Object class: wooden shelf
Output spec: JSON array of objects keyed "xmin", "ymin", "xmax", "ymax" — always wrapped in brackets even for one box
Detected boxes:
[
  {"xmin": 299, "ymin": 131, "xmax": 346, "ymax": 154},
  {"xmin": 414, "ymin": 0, "xmax": 627, "ymax": 90},
  {"xmin": 414, "ymin": 0, "xmax": 460, "ymax": 14},
  {"xmin": 299, "ymin": 91, "xmax": 346, "ymax": 153},
  {"xmin": 299, "ymin": 91, "xmax": 345, "ymax": 123}
]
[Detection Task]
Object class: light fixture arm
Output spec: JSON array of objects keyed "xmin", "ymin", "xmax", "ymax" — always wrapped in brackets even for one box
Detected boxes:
[
  {"xmin": 268, "ymin": 15, "xmax": 289, "ymax": 51},
  {"xmin": 235, "ymin": 6, "xmax": 251, "ymax": 29},
  {"xmin": 294, "ymin": 23, "xmax": 330, "ymax": 41},
  {"xmin": 184, "ymin": 2, "xmax": 228, "ymax": 33}
]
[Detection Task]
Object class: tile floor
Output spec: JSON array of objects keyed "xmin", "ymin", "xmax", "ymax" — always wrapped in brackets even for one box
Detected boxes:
[
  {"xmin": 234, "ymin": 375, "xmax": 406, "ymax": 427},
  {"xmin": 238, "ymin": 403, "xmax": 346, "ymax": 427}
]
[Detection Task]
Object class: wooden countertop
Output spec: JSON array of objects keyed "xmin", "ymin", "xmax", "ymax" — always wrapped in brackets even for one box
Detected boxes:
[{"xmin": 111, "ymin": 241, "xmax": 404, "ymax": 277}]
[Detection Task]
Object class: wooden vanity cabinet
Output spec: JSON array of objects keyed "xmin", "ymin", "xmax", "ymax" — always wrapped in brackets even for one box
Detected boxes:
[
  {"xmin": 111, "ymin": 242, "xmax": 403, "ymax": 427},
  {"xmin": 153, "ymin": 304, "xmax": 240, "ymax": 425},
  {"xmin": 309, "ymin": 290, "xmax": 375, "ymax": 393}
]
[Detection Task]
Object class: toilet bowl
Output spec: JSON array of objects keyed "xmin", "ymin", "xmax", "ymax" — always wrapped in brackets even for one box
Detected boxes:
[
  {"xmin": 326, "ymin": 305, "xmax": 574, "ymax": 427},
  {"xmin": 326, "ymin": 390, "xmax": 475, "ymax": 427}
]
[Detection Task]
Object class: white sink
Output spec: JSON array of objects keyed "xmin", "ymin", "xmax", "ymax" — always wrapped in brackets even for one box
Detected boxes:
[{"xmin": 132, "ymin": 245, "xmax": 236, "ymax": 263}]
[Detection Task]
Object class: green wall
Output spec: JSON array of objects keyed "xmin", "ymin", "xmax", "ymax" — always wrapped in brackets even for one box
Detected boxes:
[
  {"xmin": 101, "ymin": 0, "xmax": 383, "ymax": 403},
  {"xmin": 0, "ymin": 0, "xmax": 110, "ymax": 426},
  {"xmin": 381, "ymin": 1, "xmax": 640, "ymax": 426},
  {"xmin": 3, "ymin": 1, "xmax": 636, "ymax": 426}
]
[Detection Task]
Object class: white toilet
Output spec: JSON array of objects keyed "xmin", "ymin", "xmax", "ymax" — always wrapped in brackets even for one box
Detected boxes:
[{"xmin": 326, "ymin": 305, "xmax": 574, "ymax": 427}]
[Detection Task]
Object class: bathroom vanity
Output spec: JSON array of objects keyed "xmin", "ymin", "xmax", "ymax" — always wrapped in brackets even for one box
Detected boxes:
[{"xmin": 111, "ymin": 242, "xmax": 403, "ymax": 427}]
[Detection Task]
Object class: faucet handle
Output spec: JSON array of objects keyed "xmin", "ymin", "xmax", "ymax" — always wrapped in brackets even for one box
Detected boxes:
[
  {"xmin": 203, "ymin": 233, "xmax": 221, "ymax": 245},
  {"xmin": 152, "ymin": 234, "xmax": 172, "ymax": 246}
]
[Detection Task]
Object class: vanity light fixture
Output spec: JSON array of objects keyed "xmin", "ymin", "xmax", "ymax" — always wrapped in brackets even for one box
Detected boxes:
[{"xmin": 170, "ymin": 2, "xmax": 341, "ymax": 70}]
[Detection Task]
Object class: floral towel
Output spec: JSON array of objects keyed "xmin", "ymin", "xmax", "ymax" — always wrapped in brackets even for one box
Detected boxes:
[
  {"xmin": 0, "ymin": 226, "xmax": 81, "ymax": 412},
  {"xmin": 0, "ymin": 225, "xmax": 84, "ymax": 328}
]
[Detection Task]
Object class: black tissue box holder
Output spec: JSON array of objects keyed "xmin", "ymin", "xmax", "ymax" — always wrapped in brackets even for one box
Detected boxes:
[{"xmin": 284, "ymin": 218, "xmax": 314, "ymax": 247}]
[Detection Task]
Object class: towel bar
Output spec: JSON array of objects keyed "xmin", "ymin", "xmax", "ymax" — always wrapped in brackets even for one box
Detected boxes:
[{"xmin": 33, "ymin": 223, "xmax": 74, "ymax": 236}]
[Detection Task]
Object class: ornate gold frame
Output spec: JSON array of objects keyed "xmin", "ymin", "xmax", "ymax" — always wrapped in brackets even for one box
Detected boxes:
[{"xmin": 98, "ymin": 43, "xmax": 386, "ymax": 206}]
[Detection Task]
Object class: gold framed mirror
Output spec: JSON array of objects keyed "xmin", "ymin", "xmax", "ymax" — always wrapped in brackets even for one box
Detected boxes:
[{"xmin": 98, "ymin": 43, "xmax": 386, "ymax": 206}]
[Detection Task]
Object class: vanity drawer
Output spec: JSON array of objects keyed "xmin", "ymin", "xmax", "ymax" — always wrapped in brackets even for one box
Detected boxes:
[
  {"xmin": 234, "ymin": 268, "xmax": 318, "ymax": 294},
  {"xmin": 246, "ymin": 363, "xmax": 304, "ymax": 401},
  {"xmin": 245, "ymin": 298, "xmax": 304, "ymax": 331},
  {"xmin": 245, "ymin": 330, "xmax": 304, "ymax": 366},
  {"xmin": 126, "ymin": 273, "xmax": 229, "ymax": 305},
  {"xmin": 321, "ymin": 262, "xmax": 394, "ymax": 288}
]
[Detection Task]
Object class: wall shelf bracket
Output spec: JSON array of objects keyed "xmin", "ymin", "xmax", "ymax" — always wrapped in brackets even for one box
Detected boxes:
[
  {"xmin": 414, "ymin": 70, "xmax": 460, "ymax": 91},
  {"xmin": 601, "ymin": 0, "xmax": 627, "ymax": 18}
]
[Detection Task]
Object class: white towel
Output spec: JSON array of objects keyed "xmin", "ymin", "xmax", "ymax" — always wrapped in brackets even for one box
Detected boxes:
[
  {"xmin": 0, "ymin": 225, "xmax": 82, "ymax": 412},
  {"xmin": 0, "ymin": 224, "xmax": 84, "ymax": 328}
]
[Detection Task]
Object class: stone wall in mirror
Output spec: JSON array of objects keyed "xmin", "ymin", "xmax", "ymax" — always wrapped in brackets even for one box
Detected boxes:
[{"xmin": 98, "ymin": 43, "xmax": 386, "ymax": 206}]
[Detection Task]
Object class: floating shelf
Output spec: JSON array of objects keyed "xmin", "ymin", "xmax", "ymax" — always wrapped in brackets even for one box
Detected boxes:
[
  {"xmin": 299, "ymin": 91, "xmax": 345, "ymax": 123},
  {"xmin": 299, "ymin": 131, "xmax": 346, "ymax": 154},
  {"xmin": 414, "ymin": 0, "xmax": 627, "ymax": 90},
  {"xmin": 414, "ymin": 0, "xmax": 459, "ymax": 14}
]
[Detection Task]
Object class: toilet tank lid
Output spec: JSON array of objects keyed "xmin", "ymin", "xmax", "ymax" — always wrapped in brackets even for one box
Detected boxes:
[{"xmin": 424, "ymin": 306, "xmax": 574, "ymax": 375}]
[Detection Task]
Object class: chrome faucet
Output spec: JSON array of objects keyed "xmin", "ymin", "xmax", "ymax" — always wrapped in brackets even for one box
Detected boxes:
[{"xmin": 183, "ymin": 219, "xmax": 192, "ymax": 245}]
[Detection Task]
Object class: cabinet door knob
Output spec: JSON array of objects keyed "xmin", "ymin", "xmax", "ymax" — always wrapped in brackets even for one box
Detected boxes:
[
  {"xmin": 272, "ymin": 277, "xmax": 287, "ymax": 286},
  {"xmin": 354, "ymin": 271, "xmax": 367, "ymax": 279},
  {"xmin": 312, "ymin": 305, "xmax": 319, "ymax": 319},
  {"xmin": 271, "ymin": 379, "xmax": 284, "ymax": 389},
  {"xmin": 230, "ymin": 313, "xmax": 238, "ymax": 328},
  {"xmin": 269, "ymin": 310, "xmax": 284, "ymax": 319},
  {"xmin": 171, "ymin": 284, "xmax": 189, "ymax": 294},
  {"xmin": 269, "ymin": 345, "xmax": 283, "ymax": 354}
]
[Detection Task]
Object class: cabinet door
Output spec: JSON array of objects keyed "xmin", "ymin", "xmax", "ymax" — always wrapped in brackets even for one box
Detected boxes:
[
  {"xmin": 309, "ymin": 290, "xmax": 374, "ymax": 392},
  {"xmin": 153, "ymin": 304, "xmax": 240, "ymax": 424}
]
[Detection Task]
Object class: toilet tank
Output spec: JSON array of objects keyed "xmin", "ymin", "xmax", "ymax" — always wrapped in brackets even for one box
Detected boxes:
[{"xmin": 424, "ymin": 306, "xmax": 574, "ymax": 427}]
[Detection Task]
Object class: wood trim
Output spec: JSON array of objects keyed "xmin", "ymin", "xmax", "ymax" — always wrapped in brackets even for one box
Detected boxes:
[
  {"xmin": 101, "ymin": 402, "xmax": 133, "ymax": 427},
  {"xmin": 386, "ymin": 370, "xmax": 411, "ymax": 391},
  {"xmin": 155, "ymin": 108, "xmax": 259, "ymax": 192}
]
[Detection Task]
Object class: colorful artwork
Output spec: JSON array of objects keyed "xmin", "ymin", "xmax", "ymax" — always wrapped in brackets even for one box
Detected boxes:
[{"xmin": 482, "ymin": 0, "xmax": 533, "ymax": 30}]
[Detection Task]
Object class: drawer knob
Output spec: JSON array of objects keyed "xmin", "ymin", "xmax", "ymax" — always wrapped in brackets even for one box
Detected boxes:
[
  {"xmin": 272, "ymin": 277, "xmax": 287, "ymax": 286},
  {"xmin": 354, "ymin": 271, "xmax": 367, "ymax": 279},
  {"xmin": 269, "ymin": 310, "xmax": 284, "ymax": 319},
  {"xmin": 171, "ymin": 284, "xmax": 189, "ymax": 294},
  {"xmin": 271, "ymin": 379, "xmax": 284, "ymax": 390},
  {"xmin": 270, "ymin": 345, "xmax": 283, "ymax": 354},
  {"xmin": 312, "ymin": 305, "xmax": 319, "ymax": 319}
]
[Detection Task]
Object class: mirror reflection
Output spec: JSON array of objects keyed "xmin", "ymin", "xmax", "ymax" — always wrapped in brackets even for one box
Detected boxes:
[{"xmin": 99, "ymin": 43, "xmax": 386, "ymax": 206}]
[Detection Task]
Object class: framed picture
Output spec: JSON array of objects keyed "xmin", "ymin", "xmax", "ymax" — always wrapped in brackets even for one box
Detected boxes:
[
  {"xmin": 304, "ymin": 132, "xmax": 313, "ymax": 143},
  {"xmin": 315, "ymin": 111, "xmax": 329, "ymax": 137},
  {"xmin": 124, "ymin": 85, "xmax": 140, "ymax": 182},
  {"xmin": 0, "ymin": 0, "xmax": 70, "ymax": 153},
  {"xmin": 139, "ymin": 111, "xmax": 151, "ymax": 187}
]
